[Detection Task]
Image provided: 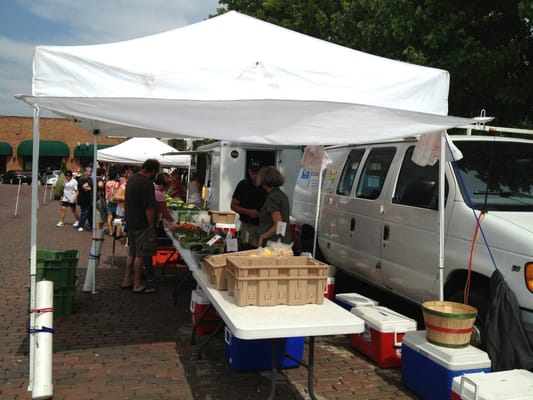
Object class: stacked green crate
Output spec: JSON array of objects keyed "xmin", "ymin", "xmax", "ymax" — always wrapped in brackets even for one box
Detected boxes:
[{"xmin": 35, "ymin": 249, "xmax": 80, "ymax": 315}]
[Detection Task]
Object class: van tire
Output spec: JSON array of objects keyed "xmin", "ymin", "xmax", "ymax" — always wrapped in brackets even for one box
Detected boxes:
[{"xmin": 448, "ymin": 287, "xmax": 489, "ymax": 349}]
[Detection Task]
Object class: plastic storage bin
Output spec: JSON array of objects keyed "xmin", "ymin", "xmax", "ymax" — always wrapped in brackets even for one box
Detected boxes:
[
  {"xmin": 401, "ymin": 330, "xmax": 491, "ymax": 400},
  {"xmin": 201, "ymin": 249, "xmax": 258, "ymax": 290},
  {"xmin": 210, "ymin": 211, "xmax": 236, "ymax": 224},
  {"xmin": 190, "ymin": 289, "xmax": 221, "ymax": 335},
  {"xmin": 225, "ymin": 256, "xmax": 328, "ymax": 306},
  {"xmin": 152, "ymin": 247, "xmax": 179, "ymax": 268},
  {"xmin": 451, "ymin": 369, "xmax": 533, "ymax": 400},
  {"xmin": 224, "ymin": 326, "xmax": 304, "ymax": 371},
  {"xmin": 335, "ymin": 292, "xmax": 379, "ymax": 311},
  {"xmin": 350, "ymin": 306, "xmax": 416, "ymax": 368},
  {"xmin": 35, "ymin": 249, "xmax": 79, "ymax": 315}
]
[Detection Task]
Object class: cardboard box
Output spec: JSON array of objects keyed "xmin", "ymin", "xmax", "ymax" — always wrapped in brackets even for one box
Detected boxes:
[
  {"xmin": 225, "ymin": 256, "xmax": 328, "ymax": 306},
  {"xmin": 451, "ymin": 369, "xmax": 533, "ymax": 400},
  {"xmin": 209, "ymin": 211, "xmax": 236, "ymax": 224},
  {"xmin": 335, "ymin": 292, "xmax": 379, "ymax": 310},
  {"xmin": 401, "ymin": 330, "xmax": 491, "ymax": 400},
  {"xmin": 224, "ymin": 326, "xmax": 304, "ymax": 371},
  {"xmin": 190, "ymin": 289, "xmax": 221, "ymax": 335},
  {"xmin": 350, "ymin": 306, "xmax": 416, "ymax": 368}
]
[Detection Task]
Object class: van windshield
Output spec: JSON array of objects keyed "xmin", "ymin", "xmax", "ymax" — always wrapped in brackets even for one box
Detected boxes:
[{"xmin": 453, "ymin": 140, "xmax": 533, "ymax": 211}]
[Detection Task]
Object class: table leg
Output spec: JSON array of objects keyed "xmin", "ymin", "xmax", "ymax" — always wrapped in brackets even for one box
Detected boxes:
[
  {"xmin": 191, "ymin": 303, "xmax": 217, "ymax": 345},
  {"xmin": 307, "ymin": 337, "xmax": 317, "ymax": 400},
  {"xmin": 172, "ymin": 268, "xmax": 192, "ymax": 304},
  {"xmin": 195, "ymin": 322, "xmax": 223, "ymax": 360},
  {"xmin": 267, "ymin": 339, "xmax": 279, "ymax": 400}
]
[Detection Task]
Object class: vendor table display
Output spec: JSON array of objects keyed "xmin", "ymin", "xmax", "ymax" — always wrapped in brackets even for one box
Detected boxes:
[{"xmin": 165, "ymin": 226, "xmax": 364, "ymax": 399}]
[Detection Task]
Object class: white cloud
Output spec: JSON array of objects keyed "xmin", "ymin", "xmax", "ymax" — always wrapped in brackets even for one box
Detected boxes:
[
  {"xmin": 2, "ymin": 0, "xmax": 221, "ymax": 115},
  {"xmin": 0, "ymin": 36, "xmax": 35, "ymax": 65},
  {"xmin": 17, "ymin": 0, "xmax": 221, "ymax": 44}
]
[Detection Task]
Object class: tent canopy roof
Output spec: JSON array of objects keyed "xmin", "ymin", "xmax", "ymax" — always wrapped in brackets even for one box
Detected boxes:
[
  {"xmin": 18, "ymin": 11, "xmax": 473, "ymax": 144},
  {"xmin": 96, "ymin": 137, "xmax": 191, "ymax": 167}
]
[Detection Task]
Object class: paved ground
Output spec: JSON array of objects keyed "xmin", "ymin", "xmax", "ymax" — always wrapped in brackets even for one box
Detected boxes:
[{"xmin": 0, "ymin": 183, "xmax": 419, "ymax": 399}]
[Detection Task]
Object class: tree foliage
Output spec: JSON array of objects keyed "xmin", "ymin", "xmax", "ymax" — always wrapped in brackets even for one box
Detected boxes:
[{"xmin": 216, "ymin": 0, "xmax": 532, "ymax": 128}]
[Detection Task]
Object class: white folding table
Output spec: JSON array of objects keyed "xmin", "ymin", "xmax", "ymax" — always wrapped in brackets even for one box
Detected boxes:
[{"xmin": 193, "ymin": 268, "xmax": 364, "ymax": 399}]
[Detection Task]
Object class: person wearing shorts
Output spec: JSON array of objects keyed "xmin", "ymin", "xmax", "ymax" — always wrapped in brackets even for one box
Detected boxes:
[
  {"xmin": 120, "ymin": 159, "xmax": 160, "ymax": 294},
  {"xmin": 56, "ymin": 170, "xmax": 80, "ymax": 227}
]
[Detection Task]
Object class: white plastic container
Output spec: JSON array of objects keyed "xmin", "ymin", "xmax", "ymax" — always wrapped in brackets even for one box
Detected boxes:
[
  {"xmin": 451, "ymin": 369, "xmax": 533, "ymax": 400},
  {"xmin": 335, "ymin": 292, "xmax": 378, "ymax": 311},
  {"xmin": 401, "ymin": 330, "xmax": 491, "ymax": 400},
  {"xmin": 350, "ymin": 305, "xmax": 416, "ymax": 368}
]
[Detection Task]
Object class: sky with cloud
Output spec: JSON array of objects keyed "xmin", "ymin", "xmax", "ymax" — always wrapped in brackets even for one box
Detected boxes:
[{"xmin": 0, "ymin": 0, "xmax": 221, "ymax": 117}]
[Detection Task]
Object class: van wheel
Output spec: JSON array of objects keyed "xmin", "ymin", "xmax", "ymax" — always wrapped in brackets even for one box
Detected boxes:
[{"xmin": 448, "ymin": 288, "xmax": 489, "ymax": 349}]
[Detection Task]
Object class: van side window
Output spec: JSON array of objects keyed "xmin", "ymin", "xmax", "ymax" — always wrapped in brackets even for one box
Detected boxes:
[
  {"xmin": 356, "ymin": 147, "xmax": 395, "ymax": 199},
  {"xmin": 393, "ymin": 146, "xmax": 447, "ymax": 209},
  {"xmin": 336, "ymin": 149, "xmax": 364, "ymax": 196}
]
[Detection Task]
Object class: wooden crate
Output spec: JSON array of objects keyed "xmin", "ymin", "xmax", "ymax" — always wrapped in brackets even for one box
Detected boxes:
[{"xmin": 225, "ymin": 256, "xmax": 328, "ymax": 306}]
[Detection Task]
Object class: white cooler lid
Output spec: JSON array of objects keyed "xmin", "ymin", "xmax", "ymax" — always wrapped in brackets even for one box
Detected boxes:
[
  {"xmin": 336, "ymin": 292, "xmax": 379, "ymax": 307},
  {"xmin": 351, "ymin": 305, "xmax": 417, "ymax": 333},
  {"xmin": 402, "ymin": 330, "xmax": 491, "ymax": 370},
  {"xmin": 451, "ymin": 369, "xmax": 533, "ymax": 400}
]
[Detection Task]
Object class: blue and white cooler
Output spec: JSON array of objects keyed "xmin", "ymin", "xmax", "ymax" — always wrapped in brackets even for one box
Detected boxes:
[
  {"xmin": 224, "ymin": 326, "xmax": 305, "ymax": 371},
  {"xmin": 401, "ymin": 330, "xmax": 491, "ymax": 400}
]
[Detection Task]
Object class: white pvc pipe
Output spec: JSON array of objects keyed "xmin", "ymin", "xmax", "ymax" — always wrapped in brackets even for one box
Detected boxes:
[
  {"xmin": 15, "ymin": 179, "xmax": 21, "ymax": 216},
  {"xmin": 42, "ymin": 182, "xmax": 47, "ymax": 204},
  {"xmin": 438, "ymin": 131, "xmax": 446, "ymax": 301},
  {"xmin": 32, "ymin": 280, "xmax": 54, "ymax": 399},
  {"xmin": 83, "ymin": 229, "xmax": 105, "ymax": 293},
  {"xmin": 29, "ymin": 106, "xmax": 41, "ymax": 392}
]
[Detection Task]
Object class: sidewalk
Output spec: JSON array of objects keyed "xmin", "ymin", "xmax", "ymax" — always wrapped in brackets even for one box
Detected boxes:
[{"xmin": 0, "ymin": 184, "xmax": 418, "ymax": 399}]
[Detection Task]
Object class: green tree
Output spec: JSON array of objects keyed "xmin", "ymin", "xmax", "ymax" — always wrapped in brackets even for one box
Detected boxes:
[{"xmin": 216, "ymin": 0, "xmax": 533, "ymax": 128}]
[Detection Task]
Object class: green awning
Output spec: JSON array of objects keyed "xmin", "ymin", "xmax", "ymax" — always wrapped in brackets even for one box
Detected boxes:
[
  {"xmin": 0, "ymin": 142, "xmax": 13, "ymax": 156},
  {"xmin": 17, "ymin": 140, "xmax": 69, "ymax": 157},
  {"xmin": 74, "ymin": 144, "xmax": 112, "ymax": 158}
]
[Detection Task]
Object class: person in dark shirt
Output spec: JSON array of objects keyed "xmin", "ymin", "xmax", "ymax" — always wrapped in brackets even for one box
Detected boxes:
[
  {"xmin": 76, "ymin": 167, "xmax": 93, "ymax": 231},
  {"xmin": 120, "ymin": 159, "xmax": 160, "ymax": 294},
  {"xmin": 257, "ymin": 166, "xmax": 291, "ymax": 247},
  {"xmin": 231, "ymin": 160, "xmax": 267, "ymax": 248}
]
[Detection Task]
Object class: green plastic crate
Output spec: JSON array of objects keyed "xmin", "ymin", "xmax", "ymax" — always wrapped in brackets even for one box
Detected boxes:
[
  {"xmin": 54, "ymin": 286, "xmax": 76, "ymax": 315},
  {"xmin": 35, "ymin": 249, "xmax": 79, "ymax": 288}
]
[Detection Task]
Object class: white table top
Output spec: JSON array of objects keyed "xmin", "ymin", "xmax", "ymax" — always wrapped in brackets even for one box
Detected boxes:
[
  {"xmin": 165, "ymin": 229, "xmax": 199, "ymax": 272},
  {"xmin": 193, "ymin": 269, "xmax": 364, "ymax": 340}
]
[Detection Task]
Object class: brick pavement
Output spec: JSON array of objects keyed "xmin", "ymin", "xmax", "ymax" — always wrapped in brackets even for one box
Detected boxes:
[{"xmin": 0, "ymin": 183, "xmax": 419, "ymax": 399}]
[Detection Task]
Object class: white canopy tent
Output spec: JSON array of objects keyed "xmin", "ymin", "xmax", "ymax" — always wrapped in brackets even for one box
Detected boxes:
[
  {"xmin": 18, "ymin": 11, "xmax": 474, "ymax": 395},
  {"xmin": 96, "ymin": 137, "xmax": 191, "ymax": 167}
]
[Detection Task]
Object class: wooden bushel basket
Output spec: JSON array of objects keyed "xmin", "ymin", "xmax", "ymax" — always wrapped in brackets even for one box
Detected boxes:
[{"xmin": 422, "ymin": 300, "xmax": 477, "ymax": 348}]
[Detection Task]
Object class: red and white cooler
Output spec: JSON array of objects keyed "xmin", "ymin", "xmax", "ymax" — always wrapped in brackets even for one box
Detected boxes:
[
  {"xmin": 190, "ymin": 289, "xmax": 221, "ymax": 335},
  {"xmin": 451, "ymin": 369, "xmax": 533, "ymax": 400},
  {"xmin": 350, "ymin": 305, "xmax": 416, "ymax": 368},
  {"xmin": 335, "ymin": 292, "xmax": 379, "ymax": 311}
]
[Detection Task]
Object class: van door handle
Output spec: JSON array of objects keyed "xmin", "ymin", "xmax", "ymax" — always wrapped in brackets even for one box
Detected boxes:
[
  {"xmin": 350, "ymin": 218, "xmax": 356, "ymax": 231},
  {"xmin": 383, "ymin": 225, "xmax": 390, "ymax": 241}
]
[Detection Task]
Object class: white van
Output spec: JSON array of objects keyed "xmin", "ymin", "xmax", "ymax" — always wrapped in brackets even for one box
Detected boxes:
[{"xmin": 292, "ymin": 134, "xmax": 533, "ymax": 347}]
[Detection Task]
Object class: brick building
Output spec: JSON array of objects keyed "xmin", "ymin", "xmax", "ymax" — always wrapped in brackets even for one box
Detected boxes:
[{"xmin": 0, "ymin": 116, "xmax": 123, "ymax": 174}]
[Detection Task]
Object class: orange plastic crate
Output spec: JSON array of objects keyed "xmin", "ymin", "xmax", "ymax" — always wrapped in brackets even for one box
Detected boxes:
[
  {"xmin": 225, "ymin": 256, "xmax": 328, "ymax": 306},
  {"xmin": 152, "ymin": 247, "xmax": 179, "ymax": 268}
]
